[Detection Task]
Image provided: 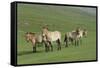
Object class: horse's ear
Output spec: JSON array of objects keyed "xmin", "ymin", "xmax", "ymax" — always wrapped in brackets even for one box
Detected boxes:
[
  {"xmin": 46, "ymin": 27, "xmax": 49, "ymax": 30},
  {"xmin": 45, "ymin": 24, "xmax": 49, "ymax": 27},
  {"xmin": 26, "ymin": 32, "xmax": 28, "ymax": 34},
  {"xmin": 84, "ymin": 29, "xmax": 87, "ymax": 31},
  {"xmin": 42, "ymin": 25, "xmax": 49, "ymax": 30},
  {"xmin": 76, "ymin": 27, "xmax": 80, "ymax": 30},
  {"xmin": 29, "ymin": 32, "xmax": 31, "ymax": 34},
  {"xmin": 42, "ymin": 26, "xmax": 45, "ymax": 29}
]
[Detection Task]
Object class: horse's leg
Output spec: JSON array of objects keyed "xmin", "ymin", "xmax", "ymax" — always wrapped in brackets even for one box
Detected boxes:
[
  {"xmin": 32, "ymin": 42, "xmax": 35, "ymax": 52},
  {"xmin": 75, "ymin": 39, "xmax": 79, "ymax": 46},
  {"xmin": 65, "ymin": 38, "xmax": 68, "ymax": 47},
  {"xmin": 45, "ymin": 45, "xmax": 47, "ymax": 52},
  {"xmin": 32, "ymin": 40, "xmax": 36, "ymax": 53},
  {"xmin": 44, "ymin": 42, "xmax": 48, "ymax": 52},
  {"xmin": 47, "ymin": 45, "xmax": 50, "ymax": 52},
  {"xmin": 33, "ymin": 46, "xmax": 36, "ymax": 53},
  {"xmin": 57, "ymin": 39, "xmax": 61, "ymax": 50},
  {"xmin": 65, "ymin": 41, "xmax": 68, "ymax": 47},
  {"xmin": 64, "ymin": 35, "xmax": 68, "ymax": 47},
  {"xmin": 35, "ymin": 43, "xmax": 37, "ymax": 52},
  {"xmin": 33, "ymin": 46, "xmax": 34, "ymax": 52},
  {"xmin": 48, "ymin": 41, "xmax": 53, "ymax": 51},
  {"xmin": 71, "ymin": 39, "xmax": 74, "ymax": 45},
  {"xmin": 47, "ymin": 41, "xmax": 50, "ymax": 51},
  {"xmin": 59, "ymin": 40, "xmax": 61, "ymax": 50},
  {"xmin": 75, "ymin": 40, "xmax": 77, "ymax": 46},
  {"xmin": 44, "ymin": 41, "xmax": 51, "ymax": 52},
  {"xmin": 66, "ymin": 38, "xmax": 69, "ymax": 47},
  {"xmin": 80, "ymin": 38, "xmax": 82, "ymax": 45},
  {"xmin": 77, "ymin": 40, "xmax": 79, "ymax": 46},
  {"xmin": 56, "ymin": 40, "xmax": 59, "ymax": 50}
]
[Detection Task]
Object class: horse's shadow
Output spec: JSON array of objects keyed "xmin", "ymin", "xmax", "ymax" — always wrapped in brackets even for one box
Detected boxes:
[{"xmin": 18, "ymin": 50, "xmax": 43, "ymax": 56}]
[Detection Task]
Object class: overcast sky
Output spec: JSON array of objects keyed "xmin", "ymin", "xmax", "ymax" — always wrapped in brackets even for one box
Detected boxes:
[{"xmin": 78, "ymin": 7, "xmax": 96, "ymax": 15}]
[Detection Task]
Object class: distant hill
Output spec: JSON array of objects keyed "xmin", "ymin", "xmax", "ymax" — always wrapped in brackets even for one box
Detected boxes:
[
  {"xmin": 77, "ymin": 7, "xmax": 96, "ymax": 16},
  {"xmin": 17, "ymin": 4, "xmax": 96, "ymax": 32}
]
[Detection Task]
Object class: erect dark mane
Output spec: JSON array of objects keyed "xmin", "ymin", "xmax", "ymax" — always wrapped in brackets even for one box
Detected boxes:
[
  {"xmin": 42, "ymin": 26, "xmax": 49, "ymax": 30},
  {"xmin": 75, "ymin": 27, "xmax": 80, "ymax": 35},
  {"xmin": 26, "ymin": 32, "xmax": 36, "ymax": 35}
]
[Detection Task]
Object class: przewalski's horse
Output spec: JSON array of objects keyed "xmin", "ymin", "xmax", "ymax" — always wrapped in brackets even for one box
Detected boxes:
[
  {"xmin": 64, "ymin": 28, "xmax": 87, "ymax": 47},
  {"xmin": 42, "ymin": 27, "xmax": 61, "ymax": 52},
  {"xmin": 25, "ymin": 32, "xmax": 43, "ymax": 52}
]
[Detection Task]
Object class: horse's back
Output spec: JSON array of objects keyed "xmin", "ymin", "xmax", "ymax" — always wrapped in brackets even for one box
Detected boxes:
[
  {"xmin": 36, "ymin": 34, "xmax": 42, "ymax": 43},
  {"xmin": 66, "ymin": 32, "xmax": 73, "ymax": 38},
  {"xmin": 66, "ymin": 31, "xmax": 77, "ymax": 39},
  {"xmin": 48, "ymin": 31, "xmax": 61, "ymax": 41}
]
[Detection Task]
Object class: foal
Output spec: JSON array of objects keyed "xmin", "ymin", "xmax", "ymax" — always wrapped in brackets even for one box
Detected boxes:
[{"xmin": 25, "ymin": 32, "xmax": 42, "ymax": 52}]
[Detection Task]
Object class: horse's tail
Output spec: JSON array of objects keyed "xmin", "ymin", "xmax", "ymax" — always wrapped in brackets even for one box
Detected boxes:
[
  {"xmin": 56, "ymin": 31, "xmax": 61, "ymax": 44},
  {"xmin": 55, "ymin": 31, "xmax": 61, "ymax": 42}
]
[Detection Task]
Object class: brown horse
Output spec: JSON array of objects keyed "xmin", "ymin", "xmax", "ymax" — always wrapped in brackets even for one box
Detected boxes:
[
  {"xmin": 25, "ymin": 32, "xmax": 43, "ymax": 52},
  {"xmin": 42, "ymin": 26, "xmax": 61, "ymax": 52}
]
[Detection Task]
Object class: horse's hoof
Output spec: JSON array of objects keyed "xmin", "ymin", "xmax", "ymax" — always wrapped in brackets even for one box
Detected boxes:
[
  {"xmin": 33, "ymin": 51, "xmax": 36, "ymax": 53},
  {"xmin": 65, "ymin": 46, "xmax": 68, "ymax": 47}
]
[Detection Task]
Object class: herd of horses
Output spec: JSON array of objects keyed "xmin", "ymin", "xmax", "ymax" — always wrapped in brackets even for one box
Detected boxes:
[{"xmin": 25, "ymin": 26, "xmax": 87, "ymax": 52}]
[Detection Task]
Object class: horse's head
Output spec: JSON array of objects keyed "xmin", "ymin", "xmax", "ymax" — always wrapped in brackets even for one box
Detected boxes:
[
  {"xmin": 42, "ymin": 26, "xmax": 49, "ymax": 37},
  {"xmin": 25, "ymin": 32, "xmax": 35, "ymax": 42},
  {"xmin": 41, "ymin": 27, "xmax": 48, "ymax": 42},
  {"xmin": 41, "ymin": 32, "xmax": 48, "ymax": 43},
  {"xmin": 76, "ymin": 27, "xmax": 81, "ymax": 35},
  {"xmin": 25, "ymin": 32, "xmax": 31, "ymax": 42},
  {"xmin": 82, "ymin": 29, "xmax": 87, "ymax": 38}
]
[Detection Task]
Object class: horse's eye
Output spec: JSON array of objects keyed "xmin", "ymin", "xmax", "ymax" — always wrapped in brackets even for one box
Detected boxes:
[{"xmin": 43, "ymin": 35, "xmax": 44, "ymax": 38}]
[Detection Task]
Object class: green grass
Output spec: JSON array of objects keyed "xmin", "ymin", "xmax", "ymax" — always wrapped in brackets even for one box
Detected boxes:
[{"xmin": 17, "ymin": 4, "xmax": 97, "ymax": 65}]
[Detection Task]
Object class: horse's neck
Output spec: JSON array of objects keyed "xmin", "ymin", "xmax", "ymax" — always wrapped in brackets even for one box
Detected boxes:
[
  {"xmin": 30, "ymin": 35, "xmax": 36, "ymax": 40},
  {"xmin": 45, "ymin": 30, "xmax": 49, "ymax": 34},
  {"xmin": 79, "ymin": 31, "xmax": 83, "ymax": 35}
]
